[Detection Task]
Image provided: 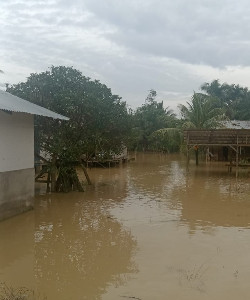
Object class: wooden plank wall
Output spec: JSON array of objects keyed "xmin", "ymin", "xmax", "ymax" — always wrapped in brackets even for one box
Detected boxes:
[{"xmin": 184, "ymin": 130, "xmax": 250, "ymax": 146}]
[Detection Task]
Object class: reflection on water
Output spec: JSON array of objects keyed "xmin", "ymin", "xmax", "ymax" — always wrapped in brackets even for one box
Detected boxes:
[
  {"xmin": 34, "ymin": 194, "xmax": 137, "ymax": 300},
  {"xmin": 1, "ymin": 153, "xmax": 250, "ymax": 299}
]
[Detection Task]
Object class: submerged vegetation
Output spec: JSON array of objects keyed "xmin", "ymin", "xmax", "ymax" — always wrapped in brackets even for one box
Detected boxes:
[{"xmin": 6, "ymin": 66, "xmax": 250, "ymax": 192}]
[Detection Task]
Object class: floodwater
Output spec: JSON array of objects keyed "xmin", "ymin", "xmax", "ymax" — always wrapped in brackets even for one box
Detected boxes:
[{"xmin": 1, "ymin": 153, "xmax": 250, "ymax": 300}]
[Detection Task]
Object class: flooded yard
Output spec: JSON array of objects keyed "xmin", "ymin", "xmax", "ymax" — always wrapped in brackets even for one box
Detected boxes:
[{"xmin": 1, "ymin": 153, "xmax": 250, "ymax": 300}]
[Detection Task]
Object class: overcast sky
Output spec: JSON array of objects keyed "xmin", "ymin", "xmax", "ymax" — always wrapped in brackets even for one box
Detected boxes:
[{"xmin": 1, "ymin": 0, "xmax": 250, "ymax": 112}]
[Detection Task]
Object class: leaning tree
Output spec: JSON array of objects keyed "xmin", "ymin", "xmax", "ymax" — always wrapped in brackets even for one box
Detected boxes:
[{"xmin": 7, "ymin": 66, "xmax": 130, "ymax": 192}]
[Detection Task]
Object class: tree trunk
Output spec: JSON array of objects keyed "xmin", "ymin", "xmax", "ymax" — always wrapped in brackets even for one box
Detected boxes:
[
  {"xmin": 55, "ymin": 166, "xmax": 84, "ymax": 192},
  {"xmin": 80, "ymin": 163, "xmax": 92, "ymax": 185}
]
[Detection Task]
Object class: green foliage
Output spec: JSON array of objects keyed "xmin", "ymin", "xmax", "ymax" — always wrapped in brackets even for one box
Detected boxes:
[
  {"xmin": 234, "ymin": 94, "xmax": 250, "ymax": 120},
  {"xmin": 149, "ymin": 128, "xmax": 182, "ymax": 153},
  {"xmin": 201, "ymin": 79, "xmax": 250, "ymax": 120},
  {"xmin": 178, "ymin": 92, "xmax": 226, "ymax": 129},
  {"xmin": 7, "ymin": 66, "xmax": 129, "ymax": 158},
  {"xmin": 7, "ymin": 66, "xmax": 130, "ymax": 191},
  {"xmin": 131, "ymin": 89, "xmax": 177, "ymax": 150}
]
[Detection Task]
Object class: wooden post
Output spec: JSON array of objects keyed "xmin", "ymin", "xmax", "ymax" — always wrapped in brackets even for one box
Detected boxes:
[
  {"xmin": 51, "ymin": 156, "xmax": 57, "ymax": 192},
  {"xmin": 195, "ymin": 149, "xmax": 198, "ymax": 165},
  {"xmin": 194, "ymin": 145, "xmax": 199, "ymax": 166},
  {"xmin": 236, "ymin": 146, "xmax": 239, "ymax": 178},
  {"xmin": 236, "ymin": 135, "xmax": 239, "ymax": 178},
  {"xmin": 46, "ymin": 171, "xmax": 51, "ymax": 193},
  {"xmin": 186, "ymin": 145, "xmax": 190, "ymax": 165}
]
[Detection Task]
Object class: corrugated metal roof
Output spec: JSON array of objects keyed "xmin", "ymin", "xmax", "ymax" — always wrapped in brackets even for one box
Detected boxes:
[
  {"xmin": 220, "ymin": 120, "xmax": 250, "ymax": 129},
  {"xmin": 0, "ymin": 90, "xmax": 69, "ymax": 120}
]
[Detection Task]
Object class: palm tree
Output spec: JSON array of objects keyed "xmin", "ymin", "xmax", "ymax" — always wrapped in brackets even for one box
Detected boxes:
[{"xmin": 178, "ymin": 92, "xmax": 226, "ymax": 129}]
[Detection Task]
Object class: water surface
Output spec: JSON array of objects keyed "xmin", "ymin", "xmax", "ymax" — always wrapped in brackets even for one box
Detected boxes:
[{"xmin": 1, "ymin": 153, "xmax": 250, "ymax": 300}]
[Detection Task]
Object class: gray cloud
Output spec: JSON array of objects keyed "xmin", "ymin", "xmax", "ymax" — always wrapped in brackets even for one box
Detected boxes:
[
  {"xmin": 1, "ymin": 0, "xmax": 250, "ymax": 111},
  {"xmin": 81, "ymin": 0, "xmax": 250, "ymax": 67}
]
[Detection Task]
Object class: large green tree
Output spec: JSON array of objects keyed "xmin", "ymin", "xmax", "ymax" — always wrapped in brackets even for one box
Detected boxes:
[
  {"xmin": 7, "ymin": 66, "xmax": 130, "ymax": 192},
  {"xmin": 131, "ymin": 90, "xmax": 177, "ymax": 150},
  {"xmin": 201, "ymin": 79, "xmax": 250, "ymax": 120}
]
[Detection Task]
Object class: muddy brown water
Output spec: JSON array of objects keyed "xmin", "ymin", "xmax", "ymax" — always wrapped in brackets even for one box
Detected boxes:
[{"xmin": 1, "ymin": 153, "xmax": 250, "ymax": 300}]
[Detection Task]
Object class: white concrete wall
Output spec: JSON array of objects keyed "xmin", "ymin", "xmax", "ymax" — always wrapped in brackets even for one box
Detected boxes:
[
  {"xmin": 0, "ymin": 111, "xmax": 34, "ymax": 172},
  {"xmin": 0, "ymin": 168, "xmax": 34, "ymax": 221}
]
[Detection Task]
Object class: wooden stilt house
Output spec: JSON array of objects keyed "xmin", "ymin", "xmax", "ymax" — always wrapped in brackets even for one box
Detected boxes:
[{"xmin": 183, "ymin": 121, "xmax": 250, "ymax": 174}]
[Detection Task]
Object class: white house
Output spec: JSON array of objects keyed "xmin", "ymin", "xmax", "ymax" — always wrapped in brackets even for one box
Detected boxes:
[{"xmin": 0, "ymin": 90, "xmax": 68, "ymax": 221}]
